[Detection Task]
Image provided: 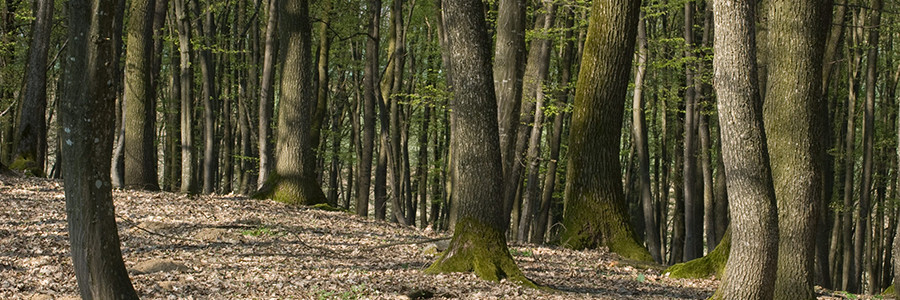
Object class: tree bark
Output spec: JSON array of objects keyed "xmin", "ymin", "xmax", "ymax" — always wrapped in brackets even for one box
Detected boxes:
[
  {"xmin": 123, "ymin": 0, "xmax": 160, "ymax": 190},
  {"xmin": 12, "ymin": 0, "xmax": 53, "ymax": 176},
  {"xmin": 763, "ymin": 0, "xmax": 831, "ymax": 299},
  {"xmin": 59, "ymin": 0, "xmax": 139, "ymax": 295},
  {"xmin": 357, "ymin": 0, "xmax": 381, "ymax": 217},
  {"xmin": 559, "ymin": 0, "xmax": 650, "ymax": 262},
  {"xmin": 196, "ymin": 1, "xmax": 218, "ymax": 194},
  {"xmin": 257, "ymin": 0, "xmax": 277, "ymax": 190},
  {"xmin": 493, "ymin": 0, "xmax": 527, "ymax": 226},
  {"xmin": 256, "ymin": 0, "xmax": 327, "ymax": 206},
  {"xmin": 426, "ymin": 0, "xmax": 532, "ymax": 286},
  {"xmin": 632, "ymin": 11, "xmax": 661, "ymax": 263},
  {"xmin": 173, "ymin": 0, "xmax": 196, "ymax": 194},
  {"xmin": 710, "ymin": 0, "xmax": 780, "ymax": 298},
  {"xmin": 682, "ymin": 0, "xmax": 702, "ymax": 261}
]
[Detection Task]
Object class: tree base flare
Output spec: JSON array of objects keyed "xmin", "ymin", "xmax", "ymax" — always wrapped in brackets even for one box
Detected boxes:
[
  {"xmin": 560, "ymin": 209, "xmax": 654, "ymax": 262},
  {"xmin": 664, "ymin": 230, "xmax": 730, "ymax": 279},
  {"xmin": 252, "ymin": 173, "xmax": 329, "ymax": 206},
  {"xmin": 425, "ymin": 219, "xmax": 538, "ymax": 289}
]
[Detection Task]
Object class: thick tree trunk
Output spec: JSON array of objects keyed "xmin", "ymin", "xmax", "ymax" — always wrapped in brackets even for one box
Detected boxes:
[
  {"xmin": 12, "ymin": 0, "xmax": 53, "ymax": 176},
  {"xmin": 426, "ymin": 0, "xmax": 532, "ymax": 286},
  {"xmin": 763, "ymin": 0, "xmax": 831, "ymax": 299},
  {"xmin": 559, "ymin": 0, "xmax": 650, "ymax": 262},
  {"xmin": 710, "ymin": 0, "xmax": 780, "ymax": 298},
  {"xmin": 59, "ymin": 0, "xmax": 139, "ymax": 296},
  {"xmin": 257, "ymin": 0, "xmax": 327, "ymax": 206},
  {"xmin": 257, "ymin": 0, "xmax": 277, "ymax": 190},
  {"xmin": 123, "ymin": 0, "xmax": 160, "ymax": 190}
]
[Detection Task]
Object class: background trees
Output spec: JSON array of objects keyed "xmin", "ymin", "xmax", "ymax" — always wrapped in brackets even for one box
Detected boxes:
[{"xmin": 3, "ymin": 0, "xmax": 900, "ymax": 296}]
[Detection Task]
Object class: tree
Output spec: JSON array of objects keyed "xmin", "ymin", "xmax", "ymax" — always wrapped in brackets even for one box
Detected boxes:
[
  {"xmin": 123, "ymin": 0, "xmax": 160, "ymax": 190},
  {"xmin": 763, "ymin": 0, "xmax": 831, "ymax": 298},
  {"xmin": 59, "ymin": 0, "xmax": 139, "ymax": 296},
  {"xmin": 173, "ymin": 0, "xmax": 195, "ymax": 194},
  {"xmin": 255, "ymin": 0, "xmax": 328, "ymax": 206},
  {"xmin": 12, "ymin": 0, "xmax": 53, "ymax": 177},
  {"xmin": 710, "ymin": 0, "xmax": 779, "ymax": 298},
  {"xmin": 356, "ymin": 0, "xmax": 380, "ymax": 217},
  {"xmin": 558, "ymin": 0, "xmax": 651, "ymax": 262},
  {"xmin": 426, "ymin": 0, "xmax": 532, "ymax": 286},
  {"xmin": 258, "ymin": 0, "xmax": 277, "ymax": 189},
  {"xmin": 633, "ymin": 11, "xmax": 661, "ymax": 263}
]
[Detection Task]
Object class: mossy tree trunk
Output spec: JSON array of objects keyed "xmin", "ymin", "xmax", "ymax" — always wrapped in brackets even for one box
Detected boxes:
[
  {"xmin": 426, "ymin": 0, "xmax": 531, "ymax": 286},
  {"xmin": 263, "ymin": 0, "xmax": 327, "ymax": 206},
  {"xmin": 762, "ymin": 0, "xmax": 831, "ymax": 298},
  {"xmin": 710, "ymin": 0, "xmax": 779, "ymax": 298},
  {"xmin": 59, "ymin": 0, "xmax": 139, "ymax": 296},
  {"xmin": 123, "ymin": 0, "xmax": 160, "ymax": 191},
  {"xmin": 558, "ymin": 0, "xmax": 651, "ymax": 262},
  {"xmin": 665, "ymin": 228, "xmax": 731, "ymax": 279}
]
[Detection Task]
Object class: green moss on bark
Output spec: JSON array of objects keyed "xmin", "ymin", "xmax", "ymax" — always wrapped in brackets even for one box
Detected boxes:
[
  {"xmin": 560, "ymin": 191, "xmax": 653, "ymax": 262},
  {"xmin": 426, "ymin": 218, "xmax": 538, "ymax": 288},
  {"xmin": 664, "ymin": 229, "xmax": 730, "ymax": 279},
  {"xmin": 10, "ymin": 155, "xmax": 44, "ymax": 177},
  {"xmin": 251, "ymin": 173, "xmax": 328, "ymax": 206}
]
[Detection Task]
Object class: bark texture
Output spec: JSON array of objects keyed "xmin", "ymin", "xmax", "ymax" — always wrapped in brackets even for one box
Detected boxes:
[
  {"xmin": 59, "ymin": 0, "xmax": 139, "ymax": 296},
  {"xmin": 559, "ymin": 0, "xmax": 651, "ymax": 262},
  {"xmin": 123, "ymin": 0, "xmax": 160, "ymax": 190},
  {"xmin": 12, "ymin": 0, "xmax": 53, "ymax": 176},
  {"xmin": 426, "ymin": 0, "xmax": 532, "ymax": 286},
  {"xmin": 763, "ymin": 0, "xmax": 831, "ymax": 299},
  {"xmin": 710, "ymin": 0, "xmax": 780, "ymax": 298}
]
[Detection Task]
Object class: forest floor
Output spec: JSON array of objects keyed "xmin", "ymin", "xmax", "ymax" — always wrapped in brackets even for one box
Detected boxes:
[{"xmin": 0, "ymin": 175, "xmax": 870, "ymax": 299}]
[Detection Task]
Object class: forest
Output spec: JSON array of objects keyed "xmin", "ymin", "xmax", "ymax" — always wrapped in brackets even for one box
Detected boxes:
[{"xmin": 0, "ymin": 0, "xmax": 899, "ymax": 298}]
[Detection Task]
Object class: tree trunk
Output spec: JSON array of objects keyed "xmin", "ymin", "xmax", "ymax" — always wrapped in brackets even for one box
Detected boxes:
[
  {"xmin": 518, "ymin": 0, "xmax": 554, "ymax": 243},
  {"xmin": 257, "ymin": 0, "xmax": 277, "ymax": 190},
  {"xmin": 311, "ymin": 0, "xmax": 332, "ymax": 177},
  {"xmin": 196, "ymin": 2, "xmax": 218, "ymax": 194},
  {"xmin": 426, "ymin": 0, "xmax": 533, "ymax": 286},
  {"xmin": 123, "ymin": 0, "xmax": 160, "ymax": 190},
  {"xmin": 416, "ymin": 104, "xmax": 431, "ymax": 229},
  {"xmin": 493, "ymin": 0, "xmax": 527, "ymax": 226},
  {"xmin": 532, "ymin": 6, "xmax": 576, "ymax": 245},
  {"xmin": 682, "ymin": 0, "xmax": 702, "ymax": 261},
  {"xmin": 174, "ymin": 0, "xmax": 196, "ymax": 194},
  {"xmin": 632, "ymin": 11, "xmax": 660, "ymax": 263},
  {"xmin": 357, "ymin": 0, "xmax": 381, "ymax": 217},
  {"xmin": 853, "ymin": 0, "xmax": 881, "ymax": 293},
  {"xmin": 764, "ymin": 0, "xmax": 831, "ymax": 298},
  {"xmin": 841, "ymin": 12, "xmax": 865, "ymax": 290},
  {"xmin": 256, "ymin": 0, "xmax": 327, "ymax": 206},
  {"xmin": 559, "ymin": 0, "xmax": 650, "ymax": 262},
  {"xmin": 12, "ymin": 0, "xmax": 53, "ymax": 176},
  {"xmin": 710, "ymin": 0, "xmax": 779, "ymax": 298},
  {"xmin": 59, "ymin": 0, "xmax": 139, "ymax": 295}
]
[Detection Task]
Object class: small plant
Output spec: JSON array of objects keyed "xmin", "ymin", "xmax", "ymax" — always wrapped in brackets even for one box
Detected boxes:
[
  {"xmin": 509, "ymin": 248, "xmax": 534, "ymax": 257},
  {"xmin": 636, "ymin": 273, "xmax": 646, "ymax": 283},
  {"xmin": 240, "ymin": 226, "xmax": 279, "ymax": 237}
]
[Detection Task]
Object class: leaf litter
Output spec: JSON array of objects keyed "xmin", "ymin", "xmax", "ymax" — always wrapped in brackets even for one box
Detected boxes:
[{"xmin": 0, "ymin": 175, "xmax": 855, "ymax": 299}]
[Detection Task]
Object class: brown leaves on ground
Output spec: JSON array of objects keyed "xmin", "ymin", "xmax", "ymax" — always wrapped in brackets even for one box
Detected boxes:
[{"xmin": 1, "ymin": 176, "xmax": 723, "ymax": 299}]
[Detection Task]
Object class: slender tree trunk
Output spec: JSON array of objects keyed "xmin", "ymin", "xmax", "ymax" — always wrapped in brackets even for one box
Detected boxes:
[
  {"xmin": 518, "ymin": 0, "xmax": 555, "ymax": 242},
  {"xmin": 174, "ymin": 0, "xmax": 195, "ymax": 194},
  {"xmin": 196, "ymin": 2, "xmax": 218, "ymax": 194},
  {"xmin": 257, "ymin": 0, "xmax": 277, "ymax": 189},
  {"xmin": 842, "ymin": 13, "xmax": 865, "ymax": 289},
  {"xmin": 710, "ymin": 0, "xmax": 780, "ymax": 298},
  {"xmin": 532, "ymin": 6, "xmax": 575, "ymax": 244},
  {"xmin": 357, "ymin": 0, "xmax": 381, "ymax": 218},
  {"xmin": 853, "ymin": 0, "xmax": 881, "ymax": 293},
  {"xmin": 12, "ymin": 0, "xmax": 53, "ymax": 176},
  {"xmin": 494, "ymin": 0, "xmax": 527, "ymax": 227},
  {"xmin": 560, "ymin": 0, "xmax": 650, "ymax": 262},
  {"xmin": 416, "ymin": 104, "xmax": 431, "ymax": 229},
  {"xmin": 59, "ymin": 0, "xmax": 139, "ymax": 295},
  {"xmin": 682, "ymin": 0, "xmax": 702, "ymax": 261},
  {"xmin": 311, "ymin": 0, "xmax": 332, "ymax": 176},
  {"xmin": 632, "ymin": 11, "xmax": 661, "ymax": 263}
]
